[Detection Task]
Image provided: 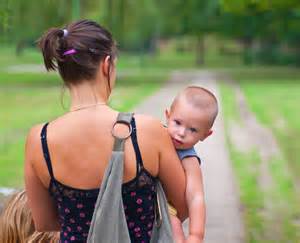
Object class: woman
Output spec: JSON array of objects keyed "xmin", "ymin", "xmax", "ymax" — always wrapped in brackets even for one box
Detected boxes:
[{"xmin": 25, "ymin": 19, "xmax": 187, "ymax": 242}]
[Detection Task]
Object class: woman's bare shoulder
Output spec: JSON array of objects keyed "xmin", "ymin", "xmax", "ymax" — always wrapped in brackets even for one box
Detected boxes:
[
  {"xmin": 25, "ymin": 123, "xmax": 46, "ymax": 162},
  {"xmin": 133, "ymin": 114, "xmax": 170, "ymax": 143},
  {"xmin": 134, "ymin": 114, "xmax": 165, "ymax": 132},
  {"xmin": 26, "ymin": 123, "xmax": 45, "ymax": 142}
]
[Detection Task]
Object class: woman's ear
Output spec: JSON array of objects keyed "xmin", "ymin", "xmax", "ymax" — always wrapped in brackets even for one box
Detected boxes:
[
  {"xmin": 165, "ymin": 109, "xmax": 170, "ymax": 121},
  {"xmin": 101, "ymin": 55, "xmax": 111, "ymax": 77}
]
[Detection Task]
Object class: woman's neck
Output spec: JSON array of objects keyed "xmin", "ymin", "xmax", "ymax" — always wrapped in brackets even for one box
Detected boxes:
[{"xmin": 69, "ymin": 80, "xmax": 110, "ymax": 108}]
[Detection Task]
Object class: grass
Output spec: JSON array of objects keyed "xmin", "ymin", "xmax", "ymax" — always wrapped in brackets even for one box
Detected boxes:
[
  {"xmin": 230, "ymin": 71, "xmax": 300, "ymax": 182},
  {"xmin": 220, "ymin": 68, "xmax": 300, "ymax": 242},
  {"xmin": 0, "ymin": 46, "xmax": 43, "ymax": 68},
  {"xmin": 237, "ymin": 75, "xmax": 300, "ymax": 242},
  {"xmin": 268, "ymin": 157, "xmax": 299, "ymax": 242},
  {"xmin": 218, "ymin": 82, "xmax": 240, "ymax": 122},
  {"xmin": 220, "ymin": 82, "xmax": 265, "ymax": 242},
  {"xmin": 233, "ymin": 150, "xmax": 266, "ymax": 243},
  {"xmin": 242, "ymin": 81, "xmax": 300, "ymax": 176}
]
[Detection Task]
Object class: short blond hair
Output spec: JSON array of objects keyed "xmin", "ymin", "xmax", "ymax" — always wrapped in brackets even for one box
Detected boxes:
[
  {"xmin": 171, "ymin": 86, "xmax": 218, "ymax": 128},
  {"xmin": 0, "ymin": 190, "xmax": 59, "ymax": 243}
]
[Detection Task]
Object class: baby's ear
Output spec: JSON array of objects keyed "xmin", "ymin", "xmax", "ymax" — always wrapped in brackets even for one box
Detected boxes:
[
  {"xmin": 200, "ymin": 130, "xmax": 213, "ymax": 141},
  {"xmin": 207, "ymin": 130, "xmax": 213, "ymax": 137}
]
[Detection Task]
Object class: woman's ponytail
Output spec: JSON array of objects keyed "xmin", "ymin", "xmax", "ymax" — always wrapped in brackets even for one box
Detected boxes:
[
  {"xmin": 37, "ymin": 20, "xmax": 117, "ymax": 84},
  {"xmin": 38, "ymin": 28, "xmax": 65, "ymax": 71}
]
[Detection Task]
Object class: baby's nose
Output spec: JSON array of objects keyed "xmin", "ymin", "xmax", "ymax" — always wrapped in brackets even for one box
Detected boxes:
[{"xmin": 178, "ymin": 127, "xmax": 186, "ymax": 137}]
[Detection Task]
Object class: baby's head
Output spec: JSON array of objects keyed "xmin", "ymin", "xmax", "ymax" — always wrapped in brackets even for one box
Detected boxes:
[
  {"xmin": 0, "ymin": 190, "xmax": 59, "ymax": 243},
  {"xmin": 165, "ymin": 86, "xmax": 218, "ymax": 150}
]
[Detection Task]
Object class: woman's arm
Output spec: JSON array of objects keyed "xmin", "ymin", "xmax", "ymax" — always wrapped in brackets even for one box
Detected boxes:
[
  {"xmin": 24, "ymin": 125, "xmax": 60, "ymax": 231},
  {"xmin": 182, "ymin": 157, "xmax": 205, "ymax": 241},
  {"xmin": 154, "ymin": 122, "xmax": 188, "ymax": 221}
]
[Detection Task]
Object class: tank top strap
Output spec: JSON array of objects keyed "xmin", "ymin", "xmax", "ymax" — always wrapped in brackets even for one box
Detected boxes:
[
  {"xmin": 40, "ymin": 123, "xmax": 55, "ymax": 179},
  {"xmin": 130, "ymin": 117, "xmax": 144, "ymax": 172}
]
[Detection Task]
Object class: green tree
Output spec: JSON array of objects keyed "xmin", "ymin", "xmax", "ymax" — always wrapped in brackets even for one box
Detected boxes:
[
  {"xmin": 220, "ymin": 0, "xmax": 300, "ymax": 65},
  {"xmin": 0, "ymin": 0, "xmax": 12, "ymax": 42},
  {"xmin": 158, "ymin": 0, "xmax": 219, "ymax": 65},
  {"xmin": 2, "ymin": 0, "xmax": 71, "ymax": 54}
]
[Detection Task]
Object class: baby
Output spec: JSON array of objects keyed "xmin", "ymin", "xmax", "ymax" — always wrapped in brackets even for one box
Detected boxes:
[{"xmin": 165, "ymin": 86, "xmax": 218, "ymax": 243}]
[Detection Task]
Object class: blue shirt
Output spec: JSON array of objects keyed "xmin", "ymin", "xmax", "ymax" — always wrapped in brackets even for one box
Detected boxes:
[{"xmin": 176, "ymin": 147, "xmax": 201, "ymax": 164}]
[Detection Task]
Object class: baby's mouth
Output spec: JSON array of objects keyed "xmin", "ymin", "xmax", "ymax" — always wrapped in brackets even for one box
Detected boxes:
[{"xmin": 172, "ymin": 138, "xmax": 183, "ymax": 146}]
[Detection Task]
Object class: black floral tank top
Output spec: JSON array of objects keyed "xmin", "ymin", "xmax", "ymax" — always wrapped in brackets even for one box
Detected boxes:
[{"xmin": 40, "ymin": 117, "xmax": 157, "ymax": 242}]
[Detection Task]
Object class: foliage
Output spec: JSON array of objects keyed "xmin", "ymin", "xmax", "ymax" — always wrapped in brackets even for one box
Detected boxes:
[
  {"xmin": 220, "ymin": 0, "xmax": 300, "ymax": 65},
  {"xmin": 1, "ymin": 0, "xmax": 300, "ymax": 65},
  {"xmin": 221, "ymin": 0, "xmax": 300, "ymax": 12},
  {"xmin": 0, "ymin": 0, "xmax": 10, "ymax": 42}
]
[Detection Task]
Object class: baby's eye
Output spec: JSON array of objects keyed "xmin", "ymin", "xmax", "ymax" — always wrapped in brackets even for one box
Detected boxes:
[
  {"xmin": 189, "ymin": 128, "xmax": 197, "ymax": 133},
  {"xmin": 174, "ymin": 120, "xmax": 181, "ymax": 125}
]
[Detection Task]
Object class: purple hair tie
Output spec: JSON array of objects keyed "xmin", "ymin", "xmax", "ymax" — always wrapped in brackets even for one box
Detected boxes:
[{"xmin": 63, "ymin": 49, "xmax": 77, "ymax": 56}]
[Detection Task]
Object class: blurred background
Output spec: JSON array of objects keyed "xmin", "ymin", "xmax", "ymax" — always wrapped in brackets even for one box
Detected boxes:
[{"xmin": 0, "ymin": 0, "xmax": 299, "ymax": 242}]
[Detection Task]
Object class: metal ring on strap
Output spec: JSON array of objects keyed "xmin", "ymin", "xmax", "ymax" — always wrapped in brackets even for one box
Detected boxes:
[{"xmin": 111, "ymin": 120, "xmax": 132, "ymax": 139}]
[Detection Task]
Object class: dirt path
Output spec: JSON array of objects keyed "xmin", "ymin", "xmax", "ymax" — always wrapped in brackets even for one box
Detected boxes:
[{"xmin": 132, "ymin": 70, "xmax": 245, "ymax": 243}]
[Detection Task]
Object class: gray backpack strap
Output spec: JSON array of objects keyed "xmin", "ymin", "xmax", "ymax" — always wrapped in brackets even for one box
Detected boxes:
[
  {"xmin": 112, "ymin": 112, "xmax": 133, "ymax": 152},
  {"xmin": 87, "ymin": 113, "xmax": 133, "ymax": 243},
  {"xmin": 150, "ymin": 181, "xmax": 174, "ymax": 243}
]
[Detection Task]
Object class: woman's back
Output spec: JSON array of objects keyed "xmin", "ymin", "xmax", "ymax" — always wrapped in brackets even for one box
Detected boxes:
[
  {"xmin": 35, "ymin": 108, "xmax": 159, "ymax": 189},
  {"xmin": 33, "ymin": 108, "xmax": 162, "ymax": 242}
]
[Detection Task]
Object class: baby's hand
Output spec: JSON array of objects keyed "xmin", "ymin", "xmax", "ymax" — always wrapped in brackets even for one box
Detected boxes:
[{"xmin": 185, "ymin": 234, "xmax": 203, "ymax": 243}]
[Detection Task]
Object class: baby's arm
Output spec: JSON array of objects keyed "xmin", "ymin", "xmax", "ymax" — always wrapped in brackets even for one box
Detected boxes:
[{"xmin": 182, "ymin": 157, "xmax": 205, "ymax": 242}]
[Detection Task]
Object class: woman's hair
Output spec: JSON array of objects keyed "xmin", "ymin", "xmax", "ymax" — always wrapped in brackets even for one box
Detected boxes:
[
  {"xmin": 38, "ymin": 19, "xmax": 117, "ymax": 87},
  {"xmin": 0, "ymin": 190, "xmax": 59, "ymax": 243}
]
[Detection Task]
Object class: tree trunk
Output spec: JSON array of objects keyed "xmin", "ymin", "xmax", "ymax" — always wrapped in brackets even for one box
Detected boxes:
[
  {"xmin": 119, "ymin": 0, "xmax": 125, "ymax": 45},
  {"xmin": 107, "ymin": 0, "xmax": 113, "ymax": 32},
  {"xmin": 72, "ymin": 0, "xmax": 80, "ymax": 20},
  {"xmin": 196, "ymin": 35, "xmax": 205, "ymax": 66},
  {"xmin": 16, "ymin": 40, "xmax": 25, "ymax": 56},
  {"xmin": 243, "ymin": 37, "xmax": 254, "ymax": 65}
]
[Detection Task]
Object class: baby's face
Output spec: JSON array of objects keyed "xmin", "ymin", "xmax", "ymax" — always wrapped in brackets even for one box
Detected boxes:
[{"xmin": 166, "ymin": 100, "xmax": 211, "ymax": 150}]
